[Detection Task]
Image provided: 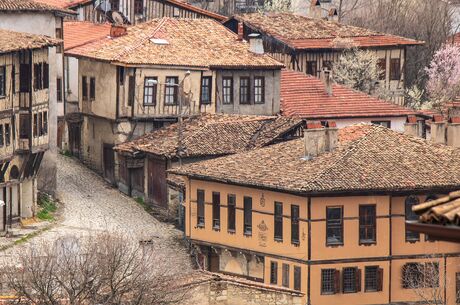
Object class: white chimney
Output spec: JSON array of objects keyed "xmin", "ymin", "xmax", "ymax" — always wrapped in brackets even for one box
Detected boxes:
[
  {"xmin": 320, "ymin": 69, "xmax": 333, "ymax": 96},
  {"xmin": 248, "ymin": 33, "xmax": 264, "ymax": 55},
  {"xmin": 304, "ymin": 121, "xmax": 338, "ymax": 160}
]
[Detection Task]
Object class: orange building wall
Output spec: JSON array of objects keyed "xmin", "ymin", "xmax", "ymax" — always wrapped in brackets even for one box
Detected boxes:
[{"xmin": 184, "ymin": 177, "xmax": 460, "ymax": 304}]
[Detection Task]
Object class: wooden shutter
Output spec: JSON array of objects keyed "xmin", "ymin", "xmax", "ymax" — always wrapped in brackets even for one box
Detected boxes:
[
  {"xmin": 20, "ymin": 64, "xmax": 30, "ymax": 93},
  {"xmin": 334, "ymin": 269, "xmax": 340, "ymax": 294},
  {"xmin": 356, "ymin": 268, "xmax": 362, "ymax": 292},
  {"xmin": 43, "ymin": 63, "xmax": 49, "ymax": 89},
  {"xmin": 377, "ymin": 268, "xmax": 384, "ymax": 291}
]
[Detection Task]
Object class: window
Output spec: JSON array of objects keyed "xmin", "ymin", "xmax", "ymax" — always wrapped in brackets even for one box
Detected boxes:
[
  {"xmin": 402, "ymin": 263, "xmax": 424, "ymax": 289},
  {"xmin": 89, "ymin": 77, "xmax": 96, "ymax": 100},
  {"xmin": 33, "ymin": 113, "xmax": 38, "ymax": 137},
  {"xmin": 294, "ymin": 266, "xmax": 301, "ymax": 291},
  {"xmin": 359, "ymin": 205, "xmax": 376, "ymax": 244},
  {"xmin": 20, "ymin": 64, "xmax": 31, "ymax": 93},
  {"xmin": 200, "ymin": 76, "xmax": 212, "ymax": 105},
  {"xmin": 274, "ymin": 202, "xmax": 283, "ymax": 241},
  {"xmin": 5, "ymin": 124, "xmax": 10, "ymax": 146},
  {"xmin": 405, "ymin": 196, "xmax": 420, "ymax": 242},
  {"xmin": 390, "ymin": 58, "xmax": 401, "ymax": 80},
  {"xmin": 227, "ymin": 194, "xmax": 236, "ymax": 232},
  {"xmin": 270, "ymin": 261, "xmax": 278, "ymax": 284},
  {"xmin": 134, "ymin": 0, "xmax": 143, "ymax": 14},
  {"xmin": 197, "ymin": 189, "xmax": 205, "ymax": 227},
  {"xmin": 291, "ymin": 205, "xmax": 299, "ymax": 244},
  {"xmin": 11, "ymin": 65, "xmax": 15, "ymax": 93},
  {"xmin": 282, "ymin": 264, "xmax": 290, "ymax": 288},
  {"xmin": 212, "ymin": 192, "xmax": 220, "ymax": 230},
  {"xmin": 164, "ymin": 77, "xmax": 178, "ymax": 105},
  {"xmin": 34, "ymin": 63, "xmax": 42, "ymax": 91},
  {"xmin": 343, "ymin": 267, "xmax": 360, "ymax": 293},
  {"xmin": 321, "ymin": 269, "xmax": 339, "ymax": 294},
  {"xmin": 243, "ymin": 196, "xmax": 252, "ymax": 235},
  {"xmin": 82, "ymin": 76, "xmax": 88, "ymax": 101},
  {"xmin": 55, "ymin": 28, "xmax": 63, "ymax": 53},
  {"xmin": 222, "ymin": 77, "xmax": 233, "ymax": 104},
  {"xmin": 254, "ymin": 76, "xmax": 265, "ymax": 104},
  {"xmin": 38, "ymin": 112, "xmax": 42, "ymax": 136},
  {"xmin": 43, "ymin": 63, "xmax": 49, "ymax": 89},
  {"xmin": 42, "ymin": 111, "xmax": 48, "ymax": 135},
  {"xmin": 0, "ymin": 125, "xmax": 4, "ymax": 147},
  {"xmin": 143, "ymin": 77, "xmax": 157, "ymax": 105},
  {"xmin": 239, "ymin": 77, "xmax": 250, "ymax": 104},
  {"xmin": 323, "ymin": 60, "xmax": 333, "ymax": 70},
  {"xmin": 326, "ymin": 206, "xmax": 343, "ymax": 245},
  {"xmin": 377, "ymin": 58, "xmax": 386, "ymax": 80},
  {"xmin": 19, "ymin": 114, "xmax": 31, "ymax": 139},
  {"xmin": 110, "ymin": 0, "xmax": 120, "ymax": 10},
  {"xmin": 306, "ymin": 61, "xmax": 317, "ymax": 76},
  {"xmin": 57, "ymin": 77, "xmax": 62, "ymax": 102},
  {"xmin": 0, "ymin": 66, "xmax": 5, "ymax": 97},
  {"xmin": 119, "ymin": 67, "xmax": 125, "ymax": 85},
  {"xmin": 371, "ymin": 121, "xmax": 391, "ymax": 129},
  {"xmin": 365, "ymin": 266, "xmax": 383, "ymax": 292},
  {"xmin": 128, "ymin": 75, "xmax": 135, "ymax": 106}
]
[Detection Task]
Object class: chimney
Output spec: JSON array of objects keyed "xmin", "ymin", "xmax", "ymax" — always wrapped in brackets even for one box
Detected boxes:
[
  {"xmin": 430, "ymin": 114, "xmax": 447, "ymax": 144},
  {"xmin": 447, "ymin": 116, "xmax": 460, "ymax": 147},
  {"xmin": 325, "ymin": 120, "xmax": 338, "ymax": 152},
  {"xmin": 248, "ymin": 33, "xmax": 264, "ymax": 55},
  {"xmin": 404, "ymin": 115, "xmax": 419, "ymax": 137},
  {"xmin": 237, "ymin": 22, "xmax": 244, "ymax": 41},
  {"xmin": 110, "ymin": 24, "xmax": 127, "ymax": 38},
  {"xmin": 320, "ymin": 69, "xmax": 333, "ymax": 96}
]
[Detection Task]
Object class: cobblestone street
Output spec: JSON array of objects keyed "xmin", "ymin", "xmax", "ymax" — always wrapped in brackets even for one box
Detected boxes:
[{"xmin": 0, "ymin": 155, "xmax": 193, "ymax": 272}]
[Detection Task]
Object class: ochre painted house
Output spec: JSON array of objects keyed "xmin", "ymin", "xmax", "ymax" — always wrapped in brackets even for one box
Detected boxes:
[{"xmin": 173, "ymin": 123, "xmax": 460, "ymax": 305}]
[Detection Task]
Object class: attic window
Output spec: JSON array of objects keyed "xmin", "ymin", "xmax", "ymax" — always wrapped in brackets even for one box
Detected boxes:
[{"xmin": 150, "ymin": 38, "xmax": 169, "ymax": 45}]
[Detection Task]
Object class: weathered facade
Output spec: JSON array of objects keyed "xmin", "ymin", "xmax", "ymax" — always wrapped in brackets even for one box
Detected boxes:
[
  {"xmin": 0, "ymin": 0, "xmax": 75, "ymax": 194},
  {"xmin": 64, "ymin": 18, "xmax": 283, "ymax": 184},
  {"xmin": 224, "ymin": 13, "xmax": 424, "ymax": 105},
  {"xmin": 172, "ymin": 124, "xmax": 460, "ymax": 305},
  {"xmin": 0, "ymin": 29, "xmax": 58, "ymax": 232}
]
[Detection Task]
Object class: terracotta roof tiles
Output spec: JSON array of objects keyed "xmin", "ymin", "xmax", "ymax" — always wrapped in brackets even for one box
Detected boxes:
[
  {"xmin": 232, "ymin": 13, "xmax": 424, "ymax": 50},
  {"xmin": 0, "ymin": 0, "xmax": 76, "ymax": 14},
  {"xmin": 65, "ymin": 18, "xmax": 284, "ymax": 69},
  {"xmin": 33, "ymin": 0, "xmax": 91, "ymax": 8},
  {"xmin": 114, "ymin": 114, "xmax": 302, "ymax": 158},
  {"xmin": 63, "ymin": 21, "xmax": 112, "ymax": 51},
  {"xmin": 171, "ymin": 124, "xmax": 460, "ymax": 195},
  {"xmin": 0, "ymin": 28, "xmax": 61, "ymax": 54},
  {"xmin": 281, "ymin": 70, "xmax": 419, "ymax": 119}
]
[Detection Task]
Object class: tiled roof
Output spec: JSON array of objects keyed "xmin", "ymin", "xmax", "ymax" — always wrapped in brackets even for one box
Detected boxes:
[
  {"xmin": 231, "ymin": 13, "xmax": 424, "ymax": 50},
  {"xmin": 412, "ymin": 191, "xmax": 460, "ymax": 225},
  {"xmin": 281, "ymin": 70, "xmax": 419, "ymax": 119},
  {"xmin": 115, "ymin": 114, "xmax": 302, "ymax": 158},
  {"xmin": 0, "ymin": 29, "xmax": 60, "ymax": 54},
  {"xmin": 0, "ymin": 0, "xmax": 76, "ymax": 14},
  {"xmin": 171, "ymin": 124, "xmax": 460, "ymax": 195},
  {"xmin": 66, "ymin": 18, "xmax": 284, "ymax": 69},
  {"xmin": 33, "ymin": 0, "xmax": 91, "ymax": 8},
  {"xmin": 64, "ymin": 21, "xmax": 112, "ymax": 51}
]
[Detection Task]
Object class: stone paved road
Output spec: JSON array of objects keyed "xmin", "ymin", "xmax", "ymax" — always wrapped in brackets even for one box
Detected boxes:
[{"xmin": 0, "ymin": 155, "xmax": 193, "ymax": 271}]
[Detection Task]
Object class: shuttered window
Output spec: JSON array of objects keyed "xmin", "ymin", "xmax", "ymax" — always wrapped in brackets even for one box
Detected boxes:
[
  {"xmin": 359, "ymin": 205, "xmax": 376, "ymax": 244},
  {"xmin": 20, "ymin": 64, "xmax": 31, "ymax": 93},
  {"xmin": 365, "ymin": 266, "xmax": 383, "ymax": 292},
  {"xmin": 143, "ymin": 77, "xmax": 157, "ymax": 105},
  {"xmin": 197, "ymin": 189, "xmax": 205, "ymax": 227},
  {"xmin": 390, "ymin": 58, "xmax": 401, "ymax": 80},
  {"xmin": 212, "ymin": 192, "xmax": 220, "ymax": 230},
  {"xmin": 227, "ymin": 194, "xmax": 236, "ymax": 232},
  {"xmin": 243, "ymin": 196, "xmax": 252, "ymax": 235},
  {"xmin": 306, "ymin": 61, "xmax": 317, "ymax": 76},
  {"xmin": 274, "ymin": 201, "xmax": 283, "ymax": 240},
  {"xmin": 222, "ymin": 77, "xmax": 233, "ymax": 104},
  {"xmin": 34, "ymin": 63, "xmax": 42, "ymax": 91},
  {"xmin": 43, "ymin": 63, "xmax": 49, "ymax": 89},
  {"xmin": 343, "ymin": 267, "xmax": 360, "ymax": 293},
  {"xmin": 321, "ymin": 269, "xmax": 339, "ymax": 294},
  {"xmin": 291, "ymin": 205, "xmax": 300, "ymax": 244},
  {"xmin": 294, "ymin": 266, "xmax": 301, "ymax": 291},
  {"xmin": 254, "ymin": 76, "xmax": 265, "ymax": 104},
  {"xmin": 200, "ymin": 76, "xmax": 212, "ymax": 105},
  {"xmin": 239, "ymin": 77, "xmax": 250, "ymax": 104},
  {"xmin": 326, "ymin": 206, "xmax": 343, "ymax": 245},
  {"xmin": 164, "ymin": 76, "xmax": 178, "ymax": 105}
]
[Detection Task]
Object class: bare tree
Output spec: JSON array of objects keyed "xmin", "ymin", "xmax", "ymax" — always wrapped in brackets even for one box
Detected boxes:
[
  {"xmin": 0, "ymin": 234, "xmax": 189, "ymax": 305},
  {"xmin": 401, "ymin": 260, "xmax": 445, "ymax": 305}
]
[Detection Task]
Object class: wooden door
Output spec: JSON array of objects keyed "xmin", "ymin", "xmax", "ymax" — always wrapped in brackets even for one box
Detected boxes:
[
  {"xmin": 147, "ymin": 157, "xmax": 167, "ymax": 207},
  {"xmin": 103, "ymin": 144, "xmax": 115, "ymax": 185},
  {"xmin": 68, "ymin": 123, "xmax": 81, "ymax": 157},
  {"xmin": 130, "ymin": 167, "xmax": 144, "ymax": 195}
]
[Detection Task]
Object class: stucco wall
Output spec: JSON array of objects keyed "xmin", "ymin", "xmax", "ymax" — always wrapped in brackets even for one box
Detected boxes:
[{"xmin": 335, "ymin": 116, "xmax": 406, "ymax": 132}]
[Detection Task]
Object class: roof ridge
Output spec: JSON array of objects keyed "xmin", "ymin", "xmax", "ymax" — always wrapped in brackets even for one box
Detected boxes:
[{"xmin": 113, "ymin": 18, "xmax": 168, "ymax": 62}]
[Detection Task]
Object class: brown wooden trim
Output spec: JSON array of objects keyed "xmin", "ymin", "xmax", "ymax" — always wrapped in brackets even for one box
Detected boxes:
[{"xmin": 406, "ymin": 221, "xmax": 460, "ymax": 243}]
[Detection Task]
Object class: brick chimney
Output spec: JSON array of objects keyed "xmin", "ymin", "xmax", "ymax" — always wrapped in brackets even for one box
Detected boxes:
[
  {"xmin": 110, "ymin": 24, "xmax": 127, "ymax": 38},
  {"xmin": 404, "ymin": 115, "xmax": 418, "ymax": 137},
  {"xmin": 320, "ymin": 69, "xmax": 333, "ymax": 96},
  {"xmin": 430, "ymin": 114, "xmax": 447, "ymax": 144},
  {"xmin": 447, "ymin": 116, "xmax": 460, "ymax": 147},
  {"xmin": 304, "ymin": 120, "xmax": 337, "ymax": 159},
  {"xmin": 248, "ymin": 33, "xmax": 264, "ymax": 55},
  {"xmin": 237, "ymin": 22, "xmax": 244, "ymax": 41}
]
